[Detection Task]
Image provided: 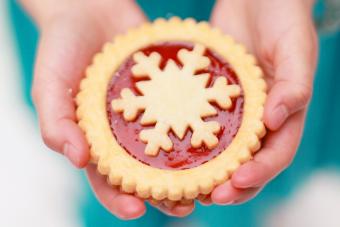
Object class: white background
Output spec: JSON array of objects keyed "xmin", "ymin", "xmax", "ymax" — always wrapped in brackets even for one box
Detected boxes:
[{"xmin": 0, "ymin": 2, "xmax": 81, "ymax": 227}]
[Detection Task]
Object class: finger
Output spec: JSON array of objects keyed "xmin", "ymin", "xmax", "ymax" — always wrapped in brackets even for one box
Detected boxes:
[
  {"xmin": 231, "ymin": 111, "xmax": 306, "ymax": 189},
  {"xmin": 233, "ymin": 187, "xmax": 262, "ymax": 205},
  {"xmin": 32, "ymin": 19, "xmax": 104, "ymax": 167},
  {"xmin": 87, "ymin": 164, "xmax": 146, "ymax": 220},
  {"xmin": 153, "ymin": 202, "xmax": 195, "ymax": 217},
  {"xmin": 264, "ymin": 25, "xmax": 317, "ymax": 130},
  {"xmin": 197, "ymin": 196, "xmax": 213, "ymax": 206},
  {"xmin": 211, "ymin": 181, "xmax": 261, "ymax": 205},
  {"xmin": 211, "ymin": 181, "xmax": 239, "ymax": 205}
]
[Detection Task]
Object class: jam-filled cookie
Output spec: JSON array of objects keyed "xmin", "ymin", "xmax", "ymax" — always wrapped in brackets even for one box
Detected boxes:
[{"xmin": 76, "ymin": 17, "xmax": 266, "ymax": 204}]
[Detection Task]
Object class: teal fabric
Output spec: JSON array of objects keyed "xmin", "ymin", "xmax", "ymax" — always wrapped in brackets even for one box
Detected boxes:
[
  {"xmin": 8, "ymin": 0, "xmax": 340, "ymax": 226},
  {"xmin": 8, "ymin": 0, "xmax": 37, "ymax": 109}
]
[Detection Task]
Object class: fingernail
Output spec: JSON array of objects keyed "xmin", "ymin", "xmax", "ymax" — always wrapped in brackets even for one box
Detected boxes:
[
  {"xmin": 63, "ymin": 143, "xmax": 80, "ymax": 167},
  {"xmin": 171, "ymin": 204, "xmax": 194, "ymax": 217},
  {"xmin": 217, "ymin": 200, "xmax": 235, "ymax": 205},
  {"xmin": 200, "ymin": 198, "xmax": 212, "ymax": 206},
  {"xmin": 224, "ymin": 200, "xmax": 235, "ymax": 205},
  {"xmin": 272, "ymin": 105, "xmax": 289, "ymax": 129}
]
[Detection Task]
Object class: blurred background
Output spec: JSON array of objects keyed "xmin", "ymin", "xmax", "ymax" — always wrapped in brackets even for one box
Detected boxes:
[{"xmin": 0, "ymin": 0, "xmax": 339, "ymax": 226}]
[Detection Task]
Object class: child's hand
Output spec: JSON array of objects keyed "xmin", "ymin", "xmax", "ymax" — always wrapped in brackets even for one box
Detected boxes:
[
  {"xmin": 23, "ymin": 0, "xmax": 317, "ymax": 218},
  {"xmin": 205, "ymin": 0, "xmax": 318, "ymax": 205},
  {"xmin": 23, "ymin": 0, "xmax": 193, "ymax": 219}
]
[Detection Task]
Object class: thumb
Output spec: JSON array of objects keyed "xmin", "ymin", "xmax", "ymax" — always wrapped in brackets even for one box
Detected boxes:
[
  {"xmin": 264, "ymin": 27, "xmax": 317, "ymax": 130},
  {"xmin": 32, "ymin": 18, "xmax": 104, "ymax": 167}
]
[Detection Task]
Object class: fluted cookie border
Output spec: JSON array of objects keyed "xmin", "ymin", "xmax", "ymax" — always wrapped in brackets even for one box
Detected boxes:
[{"xmin": 76, "ymin": 17, "xmax": 266, "ymax": 201}]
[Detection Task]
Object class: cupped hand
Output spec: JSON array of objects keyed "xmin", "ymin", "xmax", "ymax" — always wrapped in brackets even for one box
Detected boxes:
[
  {"xmin": 206, "ymin": 0, "xmax": 318, "ymax": 205},
  {"xmin": 23, "ymin": 0, "xmax": 193, "ymax": 219}
]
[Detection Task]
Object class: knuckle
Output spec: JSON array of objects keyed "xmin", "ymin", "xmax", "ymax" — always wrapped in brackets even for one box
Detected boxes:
[
  {"xmin": 40, "ymin": 127, "xmax": 58, "ymax": 150},
  {"xmin": 296, "ymin": 84, "xmax": 313, "ymax": 107},
  {"xmin": 283, "ymin": 156, "xmax": 294, "ymax": 170},
  {"xmin": 282, "ymin": 150, "xmax": 296, "ymax": 170},
  {"xmin": 275, "ymin": 80, "xmax": 313, "ymax": 111}
]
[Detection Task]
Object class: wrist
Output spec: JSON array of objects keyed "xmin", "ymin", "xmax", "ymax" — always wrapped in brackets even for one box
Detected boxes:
[
  {"xmin": 20, "ymin": 0, "xmax": 144, "ymax": 33},
  {"xmin": 19, "ymin": 0, "xmax": 72, "ymax": 27},
  {"xmin": 217, "ymin": 0, "xmax": 315, "ymax": 9},
  {"xmin": 19, "ymin": 0, "xmax": 117, "ymax": 28},
  {"xmin": 85, "ymin": 0, "xmax": 146, "ymax": 33}
]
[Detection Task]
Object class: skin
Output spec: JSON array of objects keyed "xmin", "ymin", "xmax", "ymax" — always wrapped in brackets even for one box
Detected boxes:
[
  {"xmin": 209, "ymin": 0, "xmax": 317, "ymax": 205},
  {"xmin": 21, "ymin": 0, "xmax": 317, "ymax": 219}
]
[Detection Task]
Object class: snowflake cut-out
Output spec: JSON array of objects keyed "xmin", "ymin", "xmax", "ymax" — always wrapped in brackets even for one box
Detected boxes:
[{"xmin": 112, "ymin": 44, "xmax": 241, "ymax": 156}]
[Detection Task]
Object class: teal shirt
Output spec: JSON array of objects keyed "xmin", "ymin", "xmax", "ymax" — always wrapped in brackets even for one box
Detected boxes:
[{"xmin": 8, "ymin": 0, "xmax": 340, "ymax": 226}]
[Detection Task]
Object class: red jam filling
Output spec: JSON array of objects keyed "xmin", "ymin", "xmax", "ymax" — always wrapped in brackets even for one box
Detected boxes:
[{"xmin": 107, "ymin": 42, "xmax": 244, "ymax": 170}]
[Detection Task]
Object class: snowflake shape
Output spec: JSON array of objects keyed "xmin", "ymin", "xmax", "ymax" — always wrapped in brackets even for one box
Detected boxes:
[{"xmin": 112, "ymin": 44, "xmax": 241, "ymax": 156}]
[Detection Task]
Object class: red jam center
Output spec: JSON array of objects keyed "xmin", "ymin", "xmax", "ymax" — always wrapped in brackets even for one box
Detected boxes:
[{"xmin": 107, "ymin": 42, "xmax": 244, "ymax": 170}]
